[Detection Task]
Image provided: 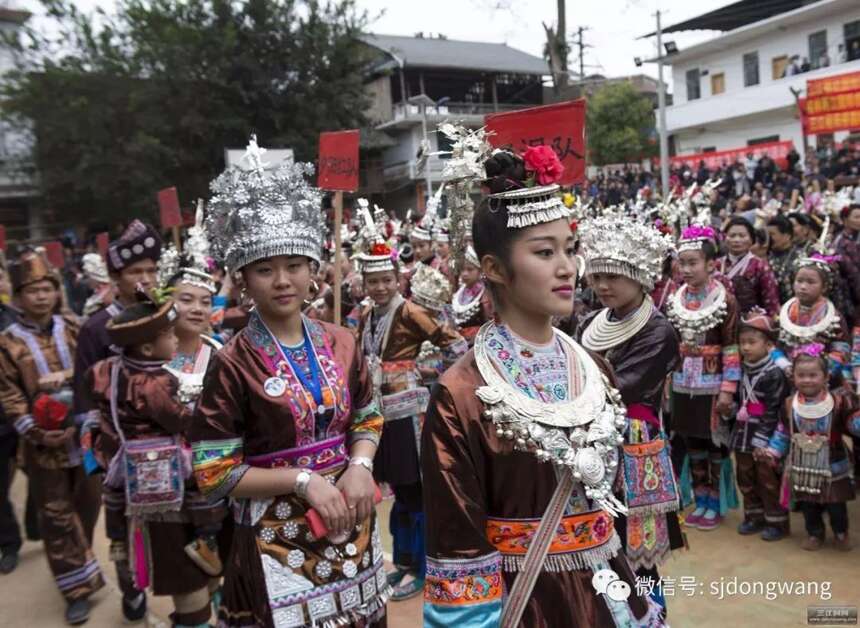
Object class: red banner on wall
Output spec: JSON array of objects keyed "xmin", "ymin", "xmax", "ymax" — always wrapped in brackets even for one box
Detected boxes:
[
  {"xmin": 485, "ymin": 99, "xmax": 586, "ymax": 186},
  {"xmin": 807, "ymin": 70, "xmax": 860, "ymax": 98},
  {"xmin": 157, "ymin": 187, "xmax": 182, "ymax": 229},
  {"xmin": 669, "ymin": 140, "xmax": 794, "ymax": 171},
  {"xmin": 318, "ymin": 130, "xmax": 360, "ymax": 192},
  {"xmin": 804, "ymin": 71, "xmax": 860, "ymax": 134}
]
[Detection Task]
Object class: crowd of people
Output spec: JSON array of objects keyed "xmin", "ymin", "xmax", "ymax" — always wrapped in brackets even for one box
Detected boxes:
[{"xmin": 0, "ymin": 130, "xmax": 858, "ymax": 628}]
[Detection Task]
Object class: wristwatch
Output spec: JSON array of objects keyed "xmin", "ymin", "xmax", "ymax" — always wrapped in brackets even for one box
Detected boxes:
[
  {"xmin": 349, "ymin": 456, "xmax": 374, "ymax": 473},
  {"xmin": 294, "ymin": 469, "xmax": 312, "ymax": 499}
]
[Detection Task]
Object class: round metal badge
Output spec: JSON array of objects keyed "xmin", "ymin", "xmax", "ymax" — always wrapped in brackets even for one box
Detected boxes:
[{"xmin": 264, "ymin": 376, "xmax": 287, "ymax": 397}]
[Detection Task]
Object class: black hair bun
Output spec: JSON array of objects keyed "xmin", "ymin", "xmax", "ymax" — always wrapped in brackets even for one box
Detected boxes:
[{"xmin": 484, "ymin": 150, "xmax": 526, "ymax": 194}]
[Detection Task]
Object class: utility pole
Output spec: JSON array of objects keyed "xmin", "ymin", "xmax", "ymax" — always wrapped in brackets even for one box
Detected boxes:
[
  {"xmin": 656, "ymin": 10, "xmax": 670, "ymax": 199},
  {"xmin": 574, "ymin": 26, "xmax": 590, "ymax": 79}
]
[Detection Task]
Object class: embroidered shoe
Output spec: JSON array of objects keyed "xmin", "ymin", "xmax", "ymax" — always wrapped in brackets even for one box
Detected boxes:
[
  {"xmin": 391, "ymin": 575, "xmax": 424, "ymax": 601},
  {"xmin": 801, "ymin": 535, "xmax": 823, "ymax": 551},
  {"xmin": 185, "ymin": 537, "xmax": 223, "ymax": 576},
  {"xmin": 386, "ymin": 567, "xmax": 409, "ymax": 586},
  {"xmin": 696, "ymin": 509, "xmax": 721, "ymax": 530},
  {"xmin": 737, "ymin": 520, "xmax": 764, "ymax": 535},
  {"xmin": 833, "ymin": 532, "xmax": 853, "ymax": 552},
  {"xmin": 684, "ymin": 505, "xmax": 706, "ymax": 527},
  {"xmin": 760, "ymin": 526, "xmax": 786, "ymax": 542}
]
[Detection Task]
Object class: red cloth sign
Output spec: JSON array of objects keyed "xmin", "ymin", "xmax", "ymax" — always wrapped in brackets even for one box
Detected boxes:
[
  {"xmin": 804, "ymin": 71, "xmax": 860, "ymax": 134},
  {"xmin": 807, "ymin": 70, "xmax": 860, "ymax": 98},
  {"xmin": 43, "ymin": 241, "xmax": 64, "ymax": 269},
  {"xmin": 157, "ymin": 187, "xmax": 182, "ymax": 229},
  {"xmin": 0, "ymin": 225, "xmax": 5, "ymax": 251},
  {"xmin": 96, "ymin": 232, "xmax": 109, "ymax": 256},
  {"xmin": 668, "ymin": 140, "xmax": 794, "ymax": 171},
  {"xmin": 485, "ymin": 99, "xmax": 586, "ymax": 186},
  {"xmin": 318, "ymin": 130, "xmax": 360, "ymax": 191}
]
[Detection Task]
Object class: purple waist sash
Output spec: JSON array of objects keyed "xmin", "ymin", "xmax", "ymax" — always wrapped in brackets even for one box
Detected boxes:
[{"xmin": 245, "ymin": 434, "xmax": 347, "ymax": 473}]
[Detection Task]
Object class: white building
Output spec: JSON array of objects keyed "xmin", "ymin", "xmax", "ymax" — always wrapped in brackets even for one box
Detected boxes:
[{"xmin": 661, "ymin": 0, "xmax": 860, "ymax": 158}]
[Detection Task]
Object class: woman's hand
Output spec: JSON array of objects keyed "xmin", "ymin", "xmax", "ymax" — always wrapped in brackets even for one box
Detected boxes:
[
  {"xmin": 336, "ymin": 465, "xmax": 376, "ymax": 529},
  {"xmin": 715, "ymin": 391, "xmax": 734, "ymax": 417},
  {"xmin": 304, "ymin": 473, "xmax": 350, "ymax": 537}
]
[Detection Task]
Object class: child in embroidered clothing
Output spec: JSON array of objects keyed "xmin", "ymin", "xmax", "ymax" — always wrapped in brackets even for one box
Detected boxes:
[
  {"xmin": 88, "ymin": 294, "xmax": 225, "ymax": 627},
  {"xmin": 764, "ymin": 346, "xmax": 860, "ymax": 552},
  {"xmin": 667, "ymin": 225, "xmax": 740, "ymax": 532},
  {"xmin": 777, "ymin": 253, "xmax": 852, "ymax": 386},
  {"xmin": 729, "ymin": 308, "xmax": 790, "ymax": 541}
]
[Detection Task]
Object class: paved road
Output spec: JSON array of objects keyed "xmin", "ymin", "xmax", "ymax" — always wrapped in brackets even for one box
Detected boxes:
[{"xmin": 1, "ymin": 470, "xmax": 856, "ymax": 627}]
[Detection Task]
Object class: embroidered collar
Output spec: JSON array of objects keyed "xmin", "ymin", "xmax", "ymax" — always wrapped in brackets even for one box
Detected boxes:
[
  {"xmin": 582, "ymin": 295, "xmax": 653, "ymax": 353},
  {"xmin": 722, "ymin": 251, "xmax": 754, "ymax": 280},
  {"xmin": 474, "ymin": 321, "xmax": 627, "ymax": 517},
  {"xmin": 451, "ymin": 282, "xmax": 485, "ymax": 326},
  {"xmin": 7, "ymin": 315, "xmax": 73, "ymax": 377}
]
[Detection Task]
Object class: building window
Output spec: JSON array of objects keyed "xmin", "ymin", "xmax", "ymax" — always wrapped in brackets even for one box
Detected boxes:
[
  {"xmin": 748, "ymin": 135, "xmax": 779, "ymax": 146},
  {"xmin": 743, "ymin": 52, "xmax": 759, "ymax": 86},
  {"xmin": 772, "ymin": 55, "xmax": 789, "ymax": 79},
  {"xmin": 686, "ymin": 68, "xmax": 700, "ymax": 100},
  {"xmin": 711, "ymin": 72, "xmax": 725, "ymax": 95},
  {"xmin": 846, "ymin": 20, "xmax": 860, "ymax": 61},
  {"xmin": 809, "ymin": 30, "xmax": 828, "ymax": 68}
]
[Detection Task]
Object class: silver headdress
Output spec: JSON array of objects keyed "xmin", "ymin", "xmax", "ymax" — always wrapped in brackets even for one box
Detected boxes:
[
  {"xmin": 580, "ymin": 214, "xmax": 674, "ymax": 291},
  {"xmin": 159, "ymin": 199, "xmax": 217, "ymax": 293},
  {"xmin": 206, "ymin": 135, "xmax": 324, "ymax": 271},
  {"xmin": 353, "ymin": 198, "xmax": 397, "ymax": 276},
  {"xmin": 464, "ymin": 244, "xmax": 480, "ymax": 269},
  {"xmin": 412, "ymin": 184, "xmax": 445, "ymax": 242},
  {"xmin": 489, "ymin": 183, "xmax": 569, "ymax": 229},
  {"xmin": 410, "ymin": 262, "xmax": 452, "ymax": 312},
  {"xmin": 797, "ymin": 215, "xmax": 837, "ymax": 280}
]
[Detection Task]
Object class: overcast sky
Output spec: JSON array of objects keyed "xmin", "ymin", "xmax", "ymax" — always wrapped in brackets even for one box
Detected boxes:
[{"xmin": 20, "ymin": 0, "xmax": 734, "ymax": 88}]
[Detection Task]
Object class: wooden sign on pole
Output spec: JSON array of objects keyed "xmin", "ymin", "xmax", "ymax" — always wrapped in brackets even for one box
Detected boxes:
[
  {"xmin": 0, "ymin": 225, "xmax": 6, "ymax": 252},
  {"xmin": 318, "ymin": 130, "xmax": 360, "ymax": 326},
  {"xmin": 43, "ymin": 241, "xmax": 65, "ymax": 269},
  {"xmin": 96, "ymin": 232, "xmax": 110, "ymax": 257}
]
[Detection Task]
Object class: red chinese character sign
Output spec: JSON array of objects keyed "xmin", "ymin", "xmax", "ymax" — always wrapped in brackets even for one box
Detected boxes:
[
  {"xmin": 485, "ymin": 99, "xmax": 586, "ymax": 186},
  {"xmin": 157, "ymin": 187, "xmax": 182, "ymax": 230},
  {"xmin": 96, "ymin": 232, "xmax": 109, "ymax": 257},
  {"xmin": 317, "ymin": 130, "xmax": 360, "ymax": 192}
]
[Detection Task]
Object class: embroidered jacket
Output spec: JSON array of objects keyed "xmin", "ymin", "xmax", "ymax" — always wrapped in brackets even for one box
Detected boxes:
[
  {"xmin": 0, "ymin": 313, "xmax": 80, "ymax": 469},
  {"xmin": 668, "ymin": 279, "xmax": 741, "ymax": 396},
  {"xmin": 716, "ymin": 253, "xmax": 780, "ymax": 317},
  {"xmin": 189, "ymin": 313, "xmax": 387, "ymax": 627},
  {"xmin": 729, "ymin": 357, "xmax": 789, "ymax": 453}
]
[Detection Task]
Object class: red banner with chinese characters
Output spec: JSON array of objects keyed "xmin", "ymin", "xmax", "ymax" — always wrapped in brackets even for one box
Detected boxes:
[
  {"xmin": 43, "ymin": 241, "xmax": 64, "ymax": 269},
  {"xmin": 157, "ymin": 186, "xmax": 182, "ymax": 229},
  {"xmin": 318, "ymin": 130, "xmax": 360, "ymax": 192},
  {"xmin": 805, "ymin": 71, "xmax": 860, "ymax": 134},
  {"xmin": 484, "ymin": 99, "xmax": 586, "ymax": 186},
  {"xmin": 669, "ymin": 140, "xmax": 794, "ymax": 171}
]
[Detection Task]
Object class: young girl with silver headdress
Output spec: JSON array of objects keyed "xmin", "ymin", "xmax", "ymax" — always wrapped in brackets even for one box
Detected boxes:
[
  {"xmin": 190, "ymin": 138, "xmax": 389, "ymax": 627},
  {"xmin": 577, "ymin": 214, "xmax": 683, "ymax": 613},
  {"xmin": 353, "ymin": 202, "xmax": 466, "ymax": 601},
  {"xmin": 422, "ymin": 147, "xmax": 665, "ymax": 627},
  {"xmin": 666, "ymin": 225, "xmax": 740, "ymax": 533},
  {"xmin": 450, "ymin": 244, "xmax": 494, "ymax": 346}
]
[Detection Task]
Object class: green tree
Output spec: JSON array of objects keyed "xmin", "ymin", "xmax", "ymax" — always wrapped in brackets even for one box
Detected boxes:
[
  {"xmin": 586, "ymin": 82, "xmax": 656, "ymax": 166},
  {"xmin": 1, "ymin": 0, "xmax": 372, "ymax": 227}
]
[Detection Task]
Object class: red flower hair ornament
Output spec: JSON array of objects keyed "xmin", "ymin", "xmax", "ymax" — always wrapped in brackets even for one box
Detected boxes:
[{"xmin": 523, "ymin": 145, "xmax": 565, "ymax": 186}]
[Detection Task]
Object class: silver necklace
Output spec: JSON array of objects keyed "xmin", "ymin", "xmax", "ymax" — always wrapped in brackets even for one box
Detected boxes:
[
  {"xmin": 451, "ymin": 283, "xmax": 485, "ymax": 326},
  {"xmin": 582, "ymin": 295, "xmax": 653, "ymax": 352},
  {"xmin": 778, "ymin": 298, "xmax": 840, "ymax": 348},
  {"xmin": 667, "ymin": 281, "xmax": 728, "ymax": 345},
  {"xmin": 792, "ymin": 392, "xmax": 834, "ymax": 419},
  {"xmin": 474, "ymin": 322, "xmax": 627, "ymax": 517}
]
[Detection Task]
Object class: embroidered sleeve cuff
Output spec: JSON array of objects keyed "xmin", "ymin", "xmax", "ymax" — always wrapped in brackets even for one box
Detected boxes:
[
  {"xmin": 13, "ymin": 414, "xmax": 35, "ymax": 436},
  {"xmin": 719, "ymin": 380, "xmax": 738, "ymax": 394},
  {"xmin": 721, "ymin": 345, "xmax": 741, "ymax": 381},
  {"xmin": 424, "ymin": 552, "xmax": 503, "ymax": 628},
  {"xmin": 192, "ymin": 437, "xmax": 248, "ymax": 502},
  {"xmin": 767, "ymin": 427, "xmax": 790, "ymax": 458},
  {"xmin": 349, "ymin": 401, "xmax": 384, "ymax": 442}
]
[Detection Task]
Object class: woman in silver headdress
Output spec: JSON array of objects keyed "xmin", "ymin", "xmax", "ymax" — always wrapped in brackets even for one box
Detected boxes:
[
  {"xmin": 190, "ymin": 138, "xmax": 389, "ymax": 628},
  {"xmin": 422, "ymin": 148, "xmax": 665, "ymax": 627}
]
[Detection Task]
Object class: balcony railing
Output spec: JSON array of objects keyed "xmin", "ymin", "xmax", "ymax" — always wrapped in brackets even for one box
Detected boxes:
[{"xmin": 391, "ymin": 101, "xmax": 528, "ymax": 120}]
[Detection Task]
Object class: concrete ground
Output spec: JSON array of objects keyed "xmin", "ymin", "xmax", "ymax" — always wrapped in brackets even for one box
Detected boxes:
[{"xmin": 1, "ymin": 471, "xmax": 857, "ymax": 627}]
